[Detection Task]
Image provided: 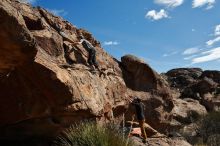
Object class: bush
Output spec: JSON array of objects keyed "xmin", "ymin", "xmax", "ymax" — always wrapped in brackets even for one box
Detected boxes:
[
  {"xmin": 180, "ymin": 111, "xmax": 220, "ymax": 145},
  {"xmin": 197, "ymin": 111, "xmax": 220, "ymax": 145},
  {"xmin": 53, "ymin": 122, "xmax": 133, "ymax": 146}
]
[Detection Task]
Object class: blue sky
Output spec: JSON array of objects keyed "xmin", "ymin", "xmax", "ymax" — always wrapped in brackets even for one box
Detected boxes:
[{"xmin": 25, "ymin": 0, "xmax": 220, "ymax": 73}]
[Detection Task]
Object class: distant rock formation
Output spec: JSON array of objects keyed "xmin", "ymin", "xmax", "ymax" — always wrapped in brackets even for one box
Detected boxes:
[{"xmin": 165, "ymin": 68, "xmax": 220, "ymax": 111}]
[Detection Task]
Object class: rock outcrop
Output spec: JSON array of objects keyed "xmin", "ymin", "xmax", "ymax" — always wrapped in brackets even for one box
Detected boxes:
[
  {"xmin": 171, "ymin": 98, "xmax": 207, "ymax": 124},
  {"xmin": 166, "ymin": 68, "xmax": 203, "ymax": 90},
  {"xmin": 120, "ymin": 54, "xmax": 174, "ymax": 132},
  {"xmin": 0, "ymin": 0, "xmax": 174, "ymax": 142},
  {"xmin": 201, "ymin": 70, "xmax": 220, "ymax": 84},
  {"xmin": 0, "ymin": 0, "xmax": 37, "ymax": 74},
  {"xmin": 1, "ymin": 1, "xmax": 219, "ymax": 146},
  {"xmin": 166, "ymin": 68, "xmax": 220, "ymax": 111},
  {"xmin": 131, "ymin": 136, "xmax": 191, "ymax": 146}
]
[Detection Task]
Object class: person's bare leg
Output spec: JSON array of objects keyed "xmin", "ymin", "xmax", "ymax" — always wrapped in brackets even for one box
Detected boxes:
[{"xmin": 139, "ymin": 120, "xmax": 147, "ymax": 143}]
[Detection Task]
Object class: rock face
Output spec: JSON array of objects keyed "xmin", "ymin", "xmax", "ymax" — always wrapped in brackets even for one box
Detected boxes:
[
  {"xmin": 171, "ymin": 98, "xmax": 207, "ymax": 124},
  {"xmin": 131, "ymin": 136, "xmax": 192, "ymax": 146},
  {"xmin": 121, "ymin": 55, "xmax": 157, "ymax": 91},
  {"xmin": 201, "ymin": 70, "xmax": 220, "ymax": 84},
  {"xmin": 0, "ymin": 0, "xmax": 37, "ymax": 74},
  {"xmin": 0, "ymin": 0, "xmax": 174, "ymax": 141},
  {"xmin": 0, "ymin": 1, "xmax": 219, "ymax": 146},
  {"xmin": 166, "ymin": 68, "xmax": 202, "ymax": 90},
  {"xmin": 166, "ymin": 68, "xmax": 220, "ymax": 111},
  {"xmin": 121, "ymin": 54, "xmax": 174, "ymax": 132}
]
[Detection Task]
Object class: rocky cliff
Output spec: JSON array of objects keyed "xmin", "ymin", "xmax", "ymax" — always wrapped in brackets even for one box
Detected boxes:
[
  {"xmin": 0, "ymin": 1, "xmax": 219, "ymax": 146},
  {"xmin": 0, "ymin": 0, "xmax": 173, "ymax": 140}
]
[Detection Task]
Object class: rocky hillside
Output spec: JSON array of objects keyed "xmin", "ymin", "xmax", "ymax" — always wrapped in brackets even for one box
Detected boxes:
[
  {"xmin": 0, "ymin": 0, "xmax": 219, "ymax": 146},
  {"xmin": 165, "ymin": 68, "xmax": 220, "ymax": 112}
]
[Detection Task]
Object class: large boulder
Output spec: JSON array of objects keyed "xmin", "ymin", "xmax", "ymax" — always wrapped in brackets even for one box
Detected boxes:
[
  {"xmin": 200, "ymin": 70, "xmax": 220, "ymax": 84},
  {"xmin": 181, "ymin": 77, "xmax": 218, "ymax": 111},
  {"xmin": 167, "ymin": 68, "xmax": 220, "ymax": 112},
  {"xmin": 0, "ymin": 0, "xmax": 175, "ymax": 142},
  {"xmin": 0, "ymin": 0, "xmax": 126, "ymax": 140},
  {"xmin": 121, "ymin": 55, "xmax": 157, "ymax": 91},
  {"xmin": 199, "ymin": 92, "xmax": 220, "ymax": 112},
  {"xmin": 193, "ymin": 77, "xmax": 218, "ymax": 95},
  {"xmin": 181, "ymin": 77, "xmax": 217, "ymax": 98},
  {"xmin": 165, "ymin": 68, "xmax": 203, "ymax": 90},
  {"xmin": 120, "ymin": 55, "xmax": 174, "ymax": 132},
  {"xmin": 121, "ymin": 54, "xmax": 171, "ymax": 97},
  {"xmin": 166, "ymin": 68, "xmax": 202, "ymax": 78},
  {"xmin": 171, "ymin": 98, "xmax": 207, "ymax": 124}
]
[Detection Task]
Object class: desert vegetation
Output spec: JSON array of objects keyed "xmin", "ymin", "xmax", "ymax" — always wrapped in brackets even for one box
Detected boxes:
[
  {"xmin": 182, "ymin": 111, "xmax": 220, "ymax": 146},
  {"xmin": 53, "ymin": 122, "xmax": 133, "ymax": 146}
]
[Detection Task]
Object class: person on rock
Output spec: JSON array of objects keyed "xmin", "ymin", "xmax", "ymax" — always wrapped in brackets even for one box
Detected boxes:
[
  {"xmin": 78, "ymin": 34, "xmax": 99, "ymax": 70},
  {"xmin": 131, "ymin": 97, "xmax": 147, "ymax": 143}
]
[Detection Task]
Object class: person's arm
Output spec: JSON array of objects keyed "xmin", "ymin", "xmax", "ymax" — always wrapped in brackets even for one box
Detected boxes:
[
  {"xmin": 141, "ymin": 103, "xmax": 146, "ymax": 111},
  {"xmin": 131, "ymin": 101, "xmax": 139, "ymax": 106},
  {"xmin": 79, "ymin": 39, "xmax": 84, "ymax": 44},
  {"xmin": 71, "ymin": 39, "xmax": 83, "ymax": 46},
  {"xmin": 72, "ymin": 41, "xmax": 80, "ymax": 46}
]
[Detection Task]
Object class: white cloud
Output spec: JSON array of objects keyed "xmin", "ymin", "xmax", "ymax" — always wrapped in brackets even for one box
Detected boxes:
[
  {"xmin": 163, "ymin": 54, "xmax": 168, "ymax": 57},
  {"xmin": 103, "ymin": 41, "xmax": 119, "ymax": 46},
  {"xmin": 154, "ymin": 0, "xmax": 184, "ymax": 8},
  {"xmin": 163, "ymin": 51, "xmax": 178, "ymax": 57},
  {"xmin": 192, "ymin": 47, "xmax": 220, "ymax": 64},
  {"xmin": 182, "ymin": 47, "xmax": 200, "ymax": 55},
  {"xmin": 206, "ymin": 36, "xmax": 220, "ymax": 46},
  {"xmin": 206, "ymin": 4, "xmax": 214, "ymax": 10},
  {"xmin": 192, "ymin": 0, "xmax": 215, "ymax": 9},
  {"xmin": 215, "ymin": 25, "xmax": 220, "ymax": 36},
  {"xmin": 19, "ymin": 0, "xmax": 37, "ymax": 4},
  {"xmin": 47, "ymin": 9, "xmax": 68, "ymax": 16},
  {"xmin": 184, "ymin": 54, "xmax": 198, "ymax": 60},
  {"xmin": 145, "ymin": 9, "xmax": 169, "ymax": 21}
]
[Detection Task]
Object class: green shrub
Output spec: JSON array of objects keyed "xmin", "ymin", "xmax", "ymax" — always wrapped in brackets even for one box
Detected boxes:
[
  {"xmin": 180, "ymin": 111, "xmax": 220, "ymax": 145},
  {"xmin": 197, "ymin": 111, "xmax": 220, "ymax": 145},
  {"xmin": 53, "ymin": 122, "xmax": 133, "ymax": 146}
]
